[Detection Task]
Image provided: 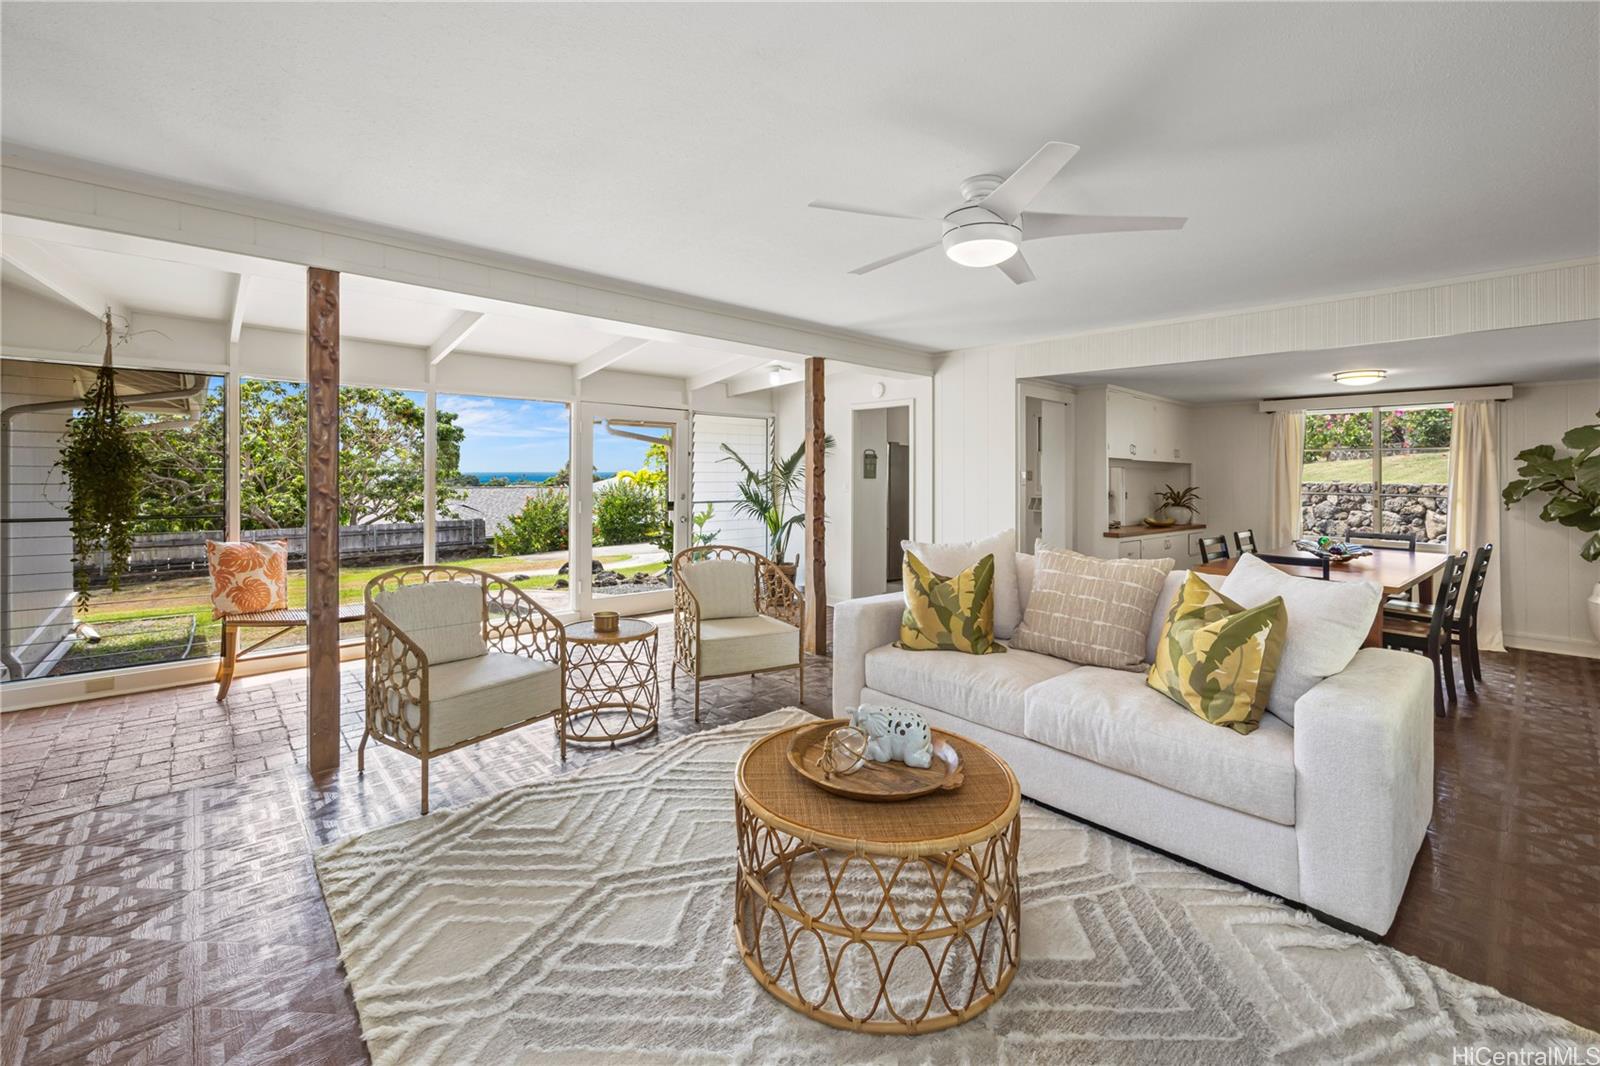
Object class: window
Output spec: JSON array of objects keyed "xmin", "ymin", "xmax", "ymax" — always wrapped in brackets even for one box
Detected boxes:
[
  {"xmin": 1, "ymin": 357, "xmax": 227, "ymax": 680},
  {"xmin": 1300, "ymin": 404, "xmax": 1453, "ymax": 546}
]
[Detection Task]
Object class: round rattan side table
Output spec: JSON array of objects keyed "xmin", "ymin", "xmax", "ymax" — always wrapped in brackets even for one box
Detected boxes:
[
  {"xmin": 733, "ymin": 723, "xmax": 1022, "ymax": 1034},
  {"xmin": 562, "ymin": 618, "xmax": 659, "ymax": 748}
]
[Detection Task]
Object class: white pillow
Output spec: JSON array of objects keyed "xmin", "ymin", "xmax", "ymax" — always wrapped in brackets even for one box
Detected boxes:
[
  {"xmin": 1219, "ymin": 552, "xmax": 1382, "ymax": 724},
  {"xmin": 901, "ymin": 530, "xmax": 1021, "ymax": 638},
  {"xmin": 682, "ymin": 558, "xmax": 757, "ymax": 620},
  {"xmin": 374, "ymin": 581, "xmax": 487, "ymax": 666}
]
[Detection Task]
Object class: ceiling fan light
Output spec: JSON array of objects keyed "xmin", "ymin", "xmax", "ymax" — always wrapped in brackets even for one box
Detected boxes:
[
  {"xmin": 941, "ymin": 218, "xmax": 1020, "ymax": 268},
  {"xmin": 1332, "ymin": 369, "xmax": 1387, "ymax": 388}
]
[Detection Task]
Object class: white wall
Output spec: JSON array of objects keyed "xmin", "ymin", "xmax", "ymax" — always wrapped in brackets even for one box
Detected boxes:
[
  {"xmin": 774, "ymin": 366, "xmax": 935, "ymax": 602},
  {"xmin": 1500, "ymin": 379, "xmax": 1600, "ymax": 657},
  {"xmin": 933, "ymin": 346, "xmax": 1021, "ymax": 542},
  {"xmin": 1188, "ymin": 402, "xmax": 1274, "ymax": 547}
]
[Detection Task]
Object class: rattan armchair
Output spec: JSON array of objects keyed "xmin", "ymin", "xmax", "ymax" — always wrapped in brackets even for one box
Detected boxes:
[
  {"xmin": 362, "ymin": 565, "xmax": 566, "ymax": 813},
  {"xmin": 671, "ymin": 546, "xmax": 804, "ymax": 720}
]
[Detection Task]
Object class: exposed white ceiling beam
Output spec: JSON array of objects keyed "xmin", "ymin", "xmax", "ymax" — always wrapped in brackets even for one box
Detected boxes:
[
  {"xmin": 687, "ymin": 355, "xmax": 771, "ymax": 393},
  {"xmin": 227, "ymin": 274, "xmax": 251, "ymax": 343},
  {"xmin": 427, "ymin": 310, "xmax": 486, "ymax": 366},
  {"xmin": 575, "ymin": 336, "xmax": 649, "ymax": 379},
  {"xmin": 1, "ymin": 235, "xmax": 125, "ymax": 321},
  {"xmin": 727, "ymin": 365, "xmax": 804, "ymax": 396}
]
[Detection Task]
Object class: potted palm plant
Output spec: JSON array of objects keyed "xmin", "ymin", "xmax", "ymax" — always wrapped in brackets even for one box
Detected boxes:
[
  {"xmin": 720, "ymin": 437, "xmax": 833, "ymax": 578},
  {"xmin": 1502, "ymin": 410, "xmax": 1600, "ymax": 641}
]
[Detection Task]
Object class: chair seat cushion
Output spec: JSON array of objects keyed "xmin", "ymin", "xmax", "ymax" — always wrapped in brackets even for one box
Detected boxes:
[
  {"xmin": 863, "ymin": 642, "xmax": 1079, "ymax": 737},
  {"xmin": 404, "ymin": 651, "xmax": 561, "ymax": 750},
  {"xmin": 699, "ymin": 615, "xmax": 799, "ymax": 676},
  {"xmin": 1023, "ymin": 667, "xmax": 1296, "ymax": 825}
]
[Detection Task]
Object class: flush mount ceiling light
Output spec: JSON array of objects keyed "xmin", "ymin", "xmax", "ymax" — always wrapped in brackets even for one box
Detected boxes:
[{"xmin": 1333, "ymin": 369, "xmax": 1387, "ymax": 387}]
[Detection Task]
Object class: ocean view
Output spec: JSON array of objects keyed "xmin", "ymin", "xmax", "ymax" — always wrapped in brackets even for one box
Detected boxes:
[{"xmin": 462, "ymin": 471, "xmax": 618, "ymax": 484}]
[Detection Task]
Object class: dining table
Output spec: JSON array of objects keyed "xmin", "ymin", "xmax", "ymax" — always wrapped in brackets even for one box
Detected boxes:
[{"xmin": 1193, "ymin": 545, "xmax": 1449, "ymax": 647}]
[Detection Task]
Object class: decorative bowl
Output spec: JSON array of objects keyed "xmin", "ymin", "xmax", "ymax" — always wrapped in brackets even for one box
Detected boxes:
[{"xmin": 786, "ymin": 720, "xmax": 963, "ymax": 802}]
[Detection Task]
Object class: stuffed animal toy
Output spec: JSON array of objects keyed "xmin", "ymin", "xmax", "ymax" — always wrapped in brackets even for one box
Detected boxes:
[{"xmin": 850, "ymin": 705, "xmax": 934, "ymax": 769}]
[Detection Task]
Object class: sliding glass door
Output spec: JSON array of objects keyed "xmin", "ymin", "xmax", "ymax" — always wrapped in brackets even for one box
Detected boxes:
[{"xmin": 573, "ymin": 403, "xmax": 688, "ymax": 616}]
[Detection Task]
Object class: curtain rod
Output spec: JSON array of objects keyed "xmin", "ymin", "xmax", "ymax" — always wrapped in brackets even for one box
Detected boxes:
[{"xmin": 1258, "ymin": 384, "xmax": 1513, "ymax": 412}]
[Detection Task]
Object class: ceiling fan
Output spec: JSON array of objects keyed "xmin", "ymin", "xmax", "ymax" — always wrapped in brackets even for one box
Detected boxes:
[{"xmin": 809, "ymin": 142, "xmax": 1186, "ymax": 284}]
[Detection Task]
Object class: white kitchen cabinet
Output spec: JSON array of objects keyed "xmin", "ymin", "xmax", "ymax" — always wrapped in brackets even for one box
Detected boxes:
[
  {"xmin": 1116, "ymin": 539, "xmax": 1143, "ymax": 559},
  {"xmin": 1106, "ymin": 387, "xmax": 1184, "ymax": 462}
]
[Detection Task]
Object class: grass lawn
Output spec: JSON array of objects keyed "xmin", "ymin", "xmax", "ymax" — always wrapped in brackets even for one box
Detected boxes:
[
  {"xmin": 60, "ymin": 551, "xmax": 668, "ymax": 671},
  {"xmin": 1303, "ymin": 453, "xmax": 1448, "ymax": 484}
]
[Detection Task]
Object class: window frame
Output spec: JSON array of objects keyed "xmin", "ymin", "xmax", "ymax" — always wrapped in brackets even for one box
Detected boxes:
[{"xmin": 1301, "ymin": 402, "xmax": 1453, "ymax": 552}]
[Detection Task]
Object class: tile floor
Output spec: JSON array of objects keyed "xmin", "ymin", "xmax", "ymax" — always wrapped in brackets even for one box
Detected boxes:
[{"xmin": 1, "ymin": 626, "xmax": 1596, "ymax": 1063}]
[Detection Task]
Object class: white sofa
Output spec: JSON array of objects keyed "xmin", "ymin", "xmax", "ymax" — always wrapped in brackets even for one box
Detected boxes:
[{"xmin": 833, "ymin": 553, "xmax": 1435, "ymax": 935}]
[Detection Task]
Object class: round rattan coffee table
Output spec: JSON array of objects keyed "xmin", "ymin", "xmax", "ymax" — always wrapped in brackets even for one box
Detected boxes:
[
  {"xmin": 562, "ymin": 618, "xmax": 659, "ymax": 748},
  {"xmin": 733, "ymin": 722, "xmax": 1022, "ymax": 1034}
]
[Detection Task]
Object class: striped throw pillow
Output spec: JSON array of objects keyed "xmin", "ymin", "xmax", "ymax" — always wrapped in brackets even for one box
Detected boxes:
[{"xmin": 1009, "ymin": 548, "xmax": 1172, "ymax": 669}]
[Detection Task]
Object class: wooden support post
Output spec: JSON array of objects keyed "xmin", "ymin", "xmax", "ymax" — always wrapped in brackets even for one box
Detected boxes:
[
  {"xmin": 803, "ymin": 357, "xmax": 827, "ymax": 655},
  {"xmin": 306, "ymin": 268, "xmax": 341, "ymax": 774}
]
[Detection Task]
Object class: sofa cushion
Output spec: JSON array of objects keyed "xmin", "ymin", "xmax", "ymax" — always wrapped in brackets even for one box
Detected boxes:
[
  {"xmin": 903, "ymin": 529, "xmax": 1022, "ymax": 638},
  {"xmin": 1219, "ymin": 552, "xmax": 1382, "ymax": 725},
  {"xmin": 1011, "ymin": 548, "xmax": 1173, "ymax": 670},
  {"xmin": 863, "ymin": 642, "xmax": 1078, "ymax": 737},
  {"xmin": 1023, "ymin": 667, "xmax": 1296, "ymax": 825},
  {"xmin": 681, "ymin": 558, "xmax": 758, "ymax": 620},
  {"xmin": 374, "ymin": 581, "xmax": 487, "ymax": 666},
  {"xmin": 699, "ymin": 614, "xmax": 799, "ymax": 675},
  {"xmin": 404, "ymin": 651, "xmax": 561, "ymax": 750},
  {"xmin": 897, "ymin": 551, "xmax": 1004, "ymax": 655}
]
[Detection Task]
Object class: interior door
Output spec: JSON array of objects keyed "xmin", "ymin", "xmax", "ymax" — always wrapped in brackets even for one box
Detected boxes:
[
  {"xmin": 573, "ymin": 403, "xmax": 688, "ymax": 617},
  {"xmin": 885, "ymin": 442, "xmax": 910, "ymax": 580}
]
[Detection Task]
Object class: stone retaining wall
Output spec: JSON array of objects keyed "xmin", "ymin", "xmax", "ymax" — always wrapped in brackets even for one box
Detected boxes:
[{"xmin": 1300, "ymin": 482, "xmax": 1449, "ymax": 543}]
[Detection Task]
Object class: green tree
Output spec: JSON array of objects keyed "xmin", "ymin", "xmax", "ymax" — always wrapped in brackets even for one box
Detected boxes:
[{"xmin": 136, "ymin": 380, "xmax": 465, "ymax": 530}]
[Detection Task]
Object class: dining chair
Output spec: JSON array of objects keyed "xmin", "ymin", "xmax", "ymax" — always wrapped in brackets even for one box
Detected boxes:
[
  {"xmin": 1386, "ymin": 543, "xmax": 1493, "ymax": 693},
  {"xmin": 1350, "ymin": 531, "xmax": 1417, "ymax": 552},
  {"xmin": 1382, "ymin": 550, "xmax": 1466, "ymax": 716},
  {"xmin": 1257, "ymin": 552, "xmax": 1331, "ymax": 579},
  {"xmin": 1198, "ymin": 535, "xmax": 1230, "ymax": 564},
  {"xmin": 1233, "ymin": 529, "xmax": 1257, "ymax": 555}
]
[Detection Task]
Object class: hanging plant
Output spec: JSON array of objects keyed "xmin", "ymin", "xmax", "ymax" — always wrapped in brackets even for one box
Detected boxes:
[{"xmin": 58, "ymin": 313, "xmax": 147, "ymax": 610}]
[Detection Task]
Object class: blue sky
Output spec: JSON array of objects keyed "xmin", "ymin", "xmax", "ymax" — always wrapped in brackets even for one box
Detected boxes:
[{"xmin": 437, "ymin": 394, "xmax": 649, "ymax": 474}]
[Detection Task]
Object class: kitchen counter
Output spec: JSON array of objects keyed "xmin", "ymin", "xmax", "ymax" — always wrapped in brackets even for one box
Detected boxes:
[{"xmin": 1103, "ymin": 522, "xmax": 1205, "ymax": 539}]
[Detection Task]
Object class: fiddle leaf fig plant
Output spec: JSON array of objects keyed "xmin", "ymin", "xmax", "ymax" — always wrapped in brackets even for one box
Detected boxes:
[
  {"xmin": 1502, "ymin": 410, "xmax": 1600, "ymax": 562},
  {"xmin": 58, "ymin": 314, "xmax": 147, "ymax": 609}
]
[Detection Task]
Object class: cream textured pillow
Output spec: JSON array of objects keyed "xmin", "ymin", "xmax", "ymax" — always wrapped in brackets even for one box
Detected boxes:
[
  {"xmin": 902, "ymin": 530, "xmax": 1021, "ymax": 638},
  {"xmin": 682, "ymin": 558, "xmax": 757, "ymax": 620},
  {"xmin": 373, "ymin": 582, "xmax": 487, "ymax": 666},
  {"xmin": 1219, "ymin": 551, "xmax": 1382, "ymax": 725},
  {"xmin": 1011, "ymin": 548, "xmax": 1174, "ymax": 670}
]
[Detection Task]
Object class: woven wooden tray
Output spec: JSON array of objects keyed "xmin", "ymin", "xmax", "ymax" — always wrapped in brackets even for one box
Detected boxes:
[{"xmin": 786, "ymin": 719, "xmax": 964, "ymax": 802}]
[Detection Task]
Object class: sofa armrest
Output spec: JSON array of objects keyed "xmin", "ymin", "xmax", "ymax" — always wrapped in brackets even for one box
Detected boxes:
[
  {"xmin": 1293, "ymin": 647, "xmax": 1434, "ymax": 933},
  {"xmin": 831, "ymin": 593, "xmax": 904, "ymax": 719}
]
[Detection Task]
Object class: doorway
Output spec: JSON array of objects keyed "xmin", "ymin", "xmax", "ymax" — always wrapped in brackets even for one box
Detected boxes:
[
  {"xmin": 851, "ymin": 402, "xmax": 913, "ymax": 597},
  {"xmin": 573, "ymin": 402, "xmax": 688, "ymax": 616}
]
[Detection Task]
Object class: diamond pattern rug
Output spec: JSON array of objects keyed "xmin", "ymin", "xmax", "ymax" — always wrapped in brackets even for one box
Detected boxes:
[{"xmin": 314, "ymin": 710, "xmax": 1596, "ymax": 1064}]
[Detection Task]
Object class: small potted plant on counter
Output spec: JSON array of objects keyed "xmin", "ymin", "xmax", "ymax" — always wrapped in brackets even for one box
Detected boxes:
[{"xmin": 1147, "ymin": 484, "xmax": 1201, "ymax": 528}]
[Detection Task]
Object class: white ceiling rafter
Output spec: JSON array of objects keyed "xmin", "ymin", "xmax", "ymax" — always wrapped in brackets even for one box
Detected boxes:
[
  {"xmin": 575, "ymin": 336, "xmax": 650, "ymax": 379},
  {"xmin": 227, "ymin": 273, "xmax": 250, "ymax": 343},
  {"xmin": 1, "ymin": 234, "xmax": 125, "ymax": 321},
  {"xmin": 427, "ymin": 310, "xmax": 486, "ymax": 365},
  {"xmin": 727, "ymin": 365, "xmax": 803, "ymax": 396},
  {"xmin": 687, "ymin": 355, "xmax": 771, "ymax": 392}
]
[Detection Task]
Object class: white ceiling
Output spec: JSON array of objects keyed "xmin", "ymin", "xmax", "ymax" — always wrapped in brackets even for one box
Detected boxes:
[
  {"xmin": 1042, "ymin": 320, "xmax": 1600, "ymax": 404},
  {"xmin": 2, "ymin": 4, "xmax": 1594, "ymax": 353},
  {"xmin": 0, "ymin": 227, "xmax": 788, "ymax": 380}
]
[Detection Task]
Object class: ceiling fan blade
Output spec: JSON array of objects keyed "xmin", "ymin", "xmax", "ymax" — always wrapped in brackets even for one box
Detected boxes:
[
  {"xmin": 996, "ymin": 252, "xmax": 1036, "ymax": 285},
  {"xmin": 980, "ymin": 142, "xmax": 1080, "ymax": 222},
  {"xmin": 808, "ymin": 200, "xmax": 934, "ymax": 222},
  {"xmin": 849, "ymin": 241, "xmax": 941, "ymax": 275},
  {"xmin": 1022, "ymin": 212, "xmax": 1188, "ymax": 238}
]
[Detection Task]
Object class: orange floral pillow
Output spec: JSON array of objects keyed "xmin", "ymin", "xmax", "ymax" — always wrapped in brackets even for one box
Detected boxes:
[{"xmin": 206, "ymin": 540, "xmax": 289, "ymax": 615}]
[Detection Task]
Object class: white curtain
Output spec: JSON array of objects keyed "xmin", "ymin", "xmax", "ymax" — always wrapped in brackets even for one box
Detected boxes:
[
  {"xmin": 1268, "ymin": 411, "xmax": 1305, "ymax": 546},
  {"xmin": 1447, "ymin": 400, "xmax": 1503, "ymax": 650}
]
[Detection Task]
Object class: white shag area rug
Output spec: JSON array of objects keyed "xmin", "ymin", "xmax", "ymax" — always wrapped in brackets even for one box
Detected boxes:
[{"xmin": 314, "ymin": 709, "xmax": 1596, "ymax": 1065}]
